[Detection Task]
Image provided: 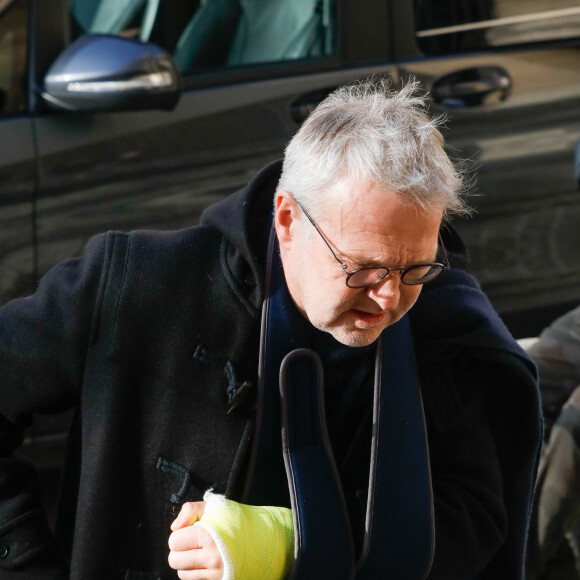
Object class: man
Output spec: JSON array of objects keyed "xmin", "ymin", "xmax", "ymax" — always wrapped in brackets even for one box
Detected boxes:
[{"xmin": 0, "ymin": 80, "xmax": 540, "ymax": 579}]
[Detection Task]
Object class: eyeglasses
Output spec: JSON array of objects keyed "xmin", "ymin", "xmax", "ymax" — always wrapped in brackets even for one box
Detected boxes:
[{"xmin": 294, "ymin": 199, "xmax": 449, "ymax": 289}]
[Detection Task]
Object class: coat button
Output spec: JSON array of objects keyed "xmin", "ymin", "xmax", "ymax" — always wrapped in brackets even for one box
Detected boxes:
[{"xmin": 0, "ymin": 545, "xmax": 9, "ymax": 558}]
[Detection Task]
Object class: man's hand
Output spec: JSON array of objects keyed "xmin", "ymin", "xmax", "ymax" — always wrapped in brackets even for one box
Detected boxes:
[{"xmin": 168, "ymin": 501, "xmax": 224, "ymax": 580}]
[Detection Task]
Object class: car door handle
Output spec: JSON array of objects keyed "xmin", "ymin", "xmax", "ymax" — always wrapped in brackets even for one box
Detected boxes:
[{"xmin": 431, "ymin": 66, "xmax": 511, "ymax": 108}]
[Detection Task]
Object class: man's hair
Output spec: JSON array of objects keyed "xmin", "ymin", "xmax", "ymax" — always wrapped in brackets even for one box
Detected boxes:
[{"xmin": 276, "ymin": 77, "xmax": 469, "ymax": 219}]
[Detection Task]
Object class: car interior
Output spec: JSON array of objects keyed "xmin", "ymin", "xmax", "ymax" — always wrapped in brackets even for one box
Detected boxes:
[{"xmin": 69, "ymin": 0, "xmax": 334, "ymax": 72}]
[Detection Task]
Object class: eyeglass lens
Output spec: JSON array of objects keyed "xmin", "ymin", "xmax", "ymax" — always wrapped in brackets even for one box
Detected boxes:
[{"xmin": 346, "ymin": 264, "xmax": 445, "ymax": 288}]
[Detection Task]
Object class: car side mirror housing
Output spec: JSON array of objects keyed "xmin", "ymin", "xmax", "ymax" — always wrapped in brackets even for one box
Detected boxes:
[{"xmin": 41, "ymin": 34, "xmax": 182, "ymax": 112}]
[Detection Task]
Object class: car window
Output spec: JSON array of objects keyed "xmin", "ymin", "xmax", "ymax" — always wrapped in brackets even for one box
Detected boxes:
[
  {"xmin": 415, "ymin": 0, "xmax": 580, "ymax": 55},
  {"xmin": 0, "ymin": 0, "xmax": 28, "ymax": 116},
  {"xmin": 70, "ymin": 0, "xmax": 337, "ymax": 75}
]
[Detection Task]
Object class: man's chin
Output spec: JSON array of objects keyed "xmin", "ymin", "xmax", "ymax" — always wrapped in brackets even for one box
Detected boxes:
[
  {"xmin": 308, "ymin": 308, "xmax": 404, "ymax": 347},
  {"xmin": 317, "ymin": 310, "xmax": 407, "ymax": 347},
  {"xmin": 322, "ymin": 325, "xmax": 384, "ymax": 348}
]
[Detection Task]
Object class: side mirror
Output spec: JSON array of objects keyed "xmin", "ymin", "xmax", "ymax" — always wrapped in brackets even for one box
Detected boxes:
[{"xmin": 41, "ymin": 35, "xmax": 182, "ymax": 112}]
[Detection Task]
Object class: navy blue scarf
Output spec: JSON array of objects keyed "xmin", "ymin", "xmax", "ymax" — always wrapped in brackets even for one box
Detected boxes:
[{"xmin": 245, "ymin": 227, "xmax": 435, "ymax": 579}]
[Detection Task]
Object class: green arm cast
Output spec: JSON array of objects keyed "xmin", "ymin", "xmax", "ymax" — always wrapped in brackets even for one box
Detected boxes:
[{"xmin": 195, "ymin": 491, "xmax": 294, "ymax": 580}]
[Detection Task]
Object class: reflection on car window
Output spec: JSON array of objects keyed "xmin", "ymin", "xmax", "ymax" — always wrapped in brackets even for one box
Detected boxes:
[
  {"xmin": 0, "ymin": 0, "xmax": 28, "ymax": 116},
  {"xmin": 415, "ymin": 0, "xmax": 580, "ymax": 55},
  {"xmin": 70, "ymin": 0, "xmax": 336, "ymax": 75}
]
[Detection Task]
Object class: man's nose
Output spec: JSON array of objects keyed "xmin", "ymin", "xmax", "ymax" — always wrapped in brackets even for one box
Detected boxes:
[{"xmin": 366, "ymin": 274, "xmax": 400, "ymax": 310}]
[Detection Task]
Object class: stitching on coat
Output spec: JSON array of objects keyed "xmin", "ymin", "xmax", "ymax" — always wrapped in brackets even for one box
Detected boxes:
[
  {"xmin": 0, "ymin": 508, "xmax": 43, "ymax": 534},
  {"xmin": 88, "ymin": 232, "xmax": 116, "ymax": 347},
  {"xmin": 108, "ymin": 233, "xmax": 131, "ymax": 350},
  {"xmin": 156, "ymin": 457, "xmax": 192, "ymax": 504}
]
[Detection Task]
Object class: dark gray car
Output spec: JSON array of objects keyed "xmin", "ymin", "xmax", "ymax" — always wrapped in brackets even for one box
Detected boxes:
[
  {"xmin": 3, "ymin": 0, "xmax": 580, "ymax": 513},
  {"xmin": 3, "ymin": 0, "xmax": 580, "ymax": 334}
]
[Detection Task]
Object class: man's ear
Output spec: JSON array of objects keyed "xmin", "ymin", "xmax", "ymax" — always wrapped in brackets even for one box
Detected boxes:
[{"xmin": 275, "ymin": 190, "xmax": 299, "ymax": 249}]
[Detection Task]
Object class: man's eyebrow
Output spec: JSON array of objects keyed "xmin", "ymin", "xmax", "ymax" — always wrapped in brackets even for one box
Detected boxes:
[
  {"xmin": 345, "ymin": 249, "xmax": 440, "ymax": 269},
  {"xmin": 351, "ymin": 258, "xmax": 384, "ymax": 268}
]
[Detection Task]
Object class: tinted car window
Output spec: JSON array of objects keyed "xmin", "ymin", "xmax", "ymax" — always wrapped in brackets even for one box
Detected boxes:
[
  {"xmin": 70, "ymin": 0, "xmax": 337, "ymax": 74},
  {"xmin": 415, "ymin": 0, "xmax": 580, "ymax": 55},
  {"xmin": 0, "ymin": 0, "xmax": 28, "ymax": 115}
]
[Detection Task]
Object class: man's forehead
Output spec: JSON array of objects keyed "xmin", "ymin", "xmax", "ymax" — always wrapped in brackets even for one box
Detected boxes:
[
  {"xmin": 326, "ymin": 177, "xmax": 381, "ymax": 204},
  {"xmin": 323, "ymin": 180, "xmax": 406, "ymax": 227},
  {"xmin": 318, "ymin": 180, "xmax": 442, "ymax": 254},
  {"xmin": 319, "ymin": 179, "xmax": 385, "ymax": 221}
]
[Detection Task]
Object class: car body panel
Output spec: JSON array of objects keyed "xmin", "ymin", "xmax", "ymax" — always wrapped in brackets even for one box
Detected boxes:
[
  {"xmin": 34, "ymin": 65, "xmax": 399, "ymax": 278},
  {"xmin": 0, "ymin": 117, "xmax": 36, "ymax": 302},
  {"xmin": 391, "ymin": 1, "xmax": 580, "ymax": 336}
]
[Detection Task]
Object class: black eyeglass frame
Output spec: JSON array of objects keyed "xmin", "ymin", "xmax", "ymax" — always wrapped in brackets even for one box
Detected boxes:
[{"xmin": 294, "ymin": 198, "xmax": 450, "ymax": 289}]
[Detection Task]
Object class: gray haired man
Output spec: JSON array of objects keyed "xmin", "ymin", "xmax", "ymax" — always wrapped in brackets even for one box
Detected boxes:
[{"xmin": 0, "ymin": 80, "xmax": 540, "ymax": 579}]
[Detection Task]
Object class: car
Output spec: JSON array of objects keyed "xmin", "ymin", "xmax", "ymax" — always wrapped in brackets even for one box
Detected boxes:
[{"xmin": 3, "ymin": 0, "xmax": 580, "ymax": 516}]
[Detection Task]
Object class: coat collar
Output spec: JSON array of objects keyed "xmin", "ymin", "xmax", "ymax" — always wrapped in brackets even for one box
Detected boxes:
[{"xmin": 200, "ymin": 160, "xmax": 282, "ymax": 308}]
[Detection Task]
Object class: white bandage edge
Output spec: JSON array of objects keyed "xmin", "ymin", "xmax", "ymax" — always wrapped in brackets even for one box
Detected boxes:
[{"xmin": 193, "ymin": 490, "xmax": 235, "ymax": 580}]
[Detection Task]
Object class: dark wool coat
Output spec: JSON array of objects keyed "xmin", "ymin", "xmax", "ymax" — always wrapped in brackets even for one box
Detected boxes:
[{"xmin": 0, "ymin": 161, "xmax": 541, "ymax": 579}]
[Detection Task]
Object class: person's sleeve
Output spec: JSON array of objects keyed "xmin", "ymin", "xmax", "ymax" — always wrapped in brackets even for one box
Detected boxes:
[
  {"xmin": 536, "ymin": 386, "xmax": 580, "ymax": 561},
  {"xmin": 527, "ymin": 305, "xmax": 580, "ymax": 422},
  {"xmin": 422, "ymin": 358, "xmax": 508, "ymax": 579},
  {"xmin": 195, "ymin": 491, "xmax": 294, "ymax": 580},
  {"xmin": 0, "ymin": 233, "xmax": 116, "ymax": 578}
]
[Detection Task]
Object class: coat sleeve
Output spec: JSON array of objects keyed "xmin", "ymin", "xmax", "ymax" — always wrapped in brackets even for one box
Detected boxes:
[
  {"xmin": 411, "ymin": 231, "xmax": 541, "ymax": 579},
  {"xmin": 422, "ymin": 356, "xmax": 509, "ymax": 579},
  {"xmin": 0, "ymin": 232, "xmax": 117, "ymax": 578}
]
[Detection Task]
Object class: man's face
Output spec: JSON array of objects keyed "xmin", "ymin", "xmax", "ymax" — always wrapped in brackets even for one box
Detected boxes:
[{"xmin": 276, "ymin": 178, "xmax": 443, "ymax": 347}]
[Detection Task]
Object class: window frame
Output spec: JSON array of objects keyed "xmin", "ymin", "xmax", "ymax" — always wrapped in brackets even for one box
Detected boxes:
[
  {"xmin": 177, "ymin": 0, "xmax": 393, "ymax": 92},
  {"xmin": 36, "ymin": 0, "xmax": 396, "ymax": 97},
  {"xmin": 408, "ymin": 0, "xmax": 580, "ymax": 58}
]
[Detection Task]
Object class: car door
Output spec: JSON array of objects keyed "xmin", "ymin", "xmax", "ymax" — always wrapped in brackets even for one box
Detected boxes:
[
  {"xmin": 31, "ymin": 0, "xmax": 400, "ymax": 284},
  {"xmin": 23, "ymin": 0, "xmax": 402, "ymax": 507},
  {"xmin": 0, "ymin": 0, "xmax": 36, "ymax": 306},
  {"xmin": 392, "ymin": 0, "xmax": 580, "ymax": 337}
]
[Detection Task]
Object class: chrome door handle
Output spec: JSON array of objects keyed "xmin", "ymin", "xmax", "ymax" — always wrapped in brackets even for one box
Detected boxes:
[{"xmin": 431, "ymin": 66, "xmax": 512, "ymax": 107}]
